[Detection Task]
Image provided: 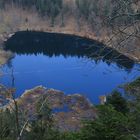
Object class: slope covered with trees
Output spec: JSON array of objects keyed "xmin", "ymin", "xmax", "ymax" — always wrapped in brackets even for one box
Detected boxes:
[
  {"xmin": 1, "ymin": 0, "xmax": 139, "ymax": 26},
  {"xmin": 0, "ymin": 0, "xmax": 139, "ymax": 60}
]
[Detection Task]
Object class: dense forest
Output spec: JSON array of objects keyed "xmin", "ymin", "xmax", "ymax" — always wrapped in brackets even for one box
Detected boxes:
[{"xmin": 0, "ymin": 0, "xmax": 139, "ymax": 26}]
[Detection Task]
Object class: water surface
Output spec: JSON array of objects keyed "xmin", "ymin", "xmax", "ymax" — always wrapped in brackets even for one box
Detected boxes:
[{"xmin": 1, "ymin": 31, "xmax": 140, "ymax": 103}]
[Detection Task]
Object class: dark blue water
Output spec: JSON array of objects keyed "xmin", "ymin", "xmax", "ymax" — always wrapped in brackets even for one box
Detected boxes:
[{"xmin": 1, "ymin": 31, "xmax": 140, "ymax": 103}]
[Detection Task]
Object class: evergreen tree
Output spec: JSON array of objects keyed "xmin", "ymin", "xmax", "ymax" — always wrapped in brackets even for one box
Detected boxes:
[{"xmin": 106, "ymin": 90, "xmax": 129, "ymax": 114}]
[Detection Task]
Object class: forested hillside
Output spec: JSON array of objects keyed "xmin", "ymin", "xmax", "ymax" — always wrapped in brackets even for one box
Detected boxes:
[
  {"xmin": 0, "ymin": 0, "xmax": 139, "ymax": 60},
  {"xmin": 0, "ymin": 0, "xmax": 139, "ymax": 26}
]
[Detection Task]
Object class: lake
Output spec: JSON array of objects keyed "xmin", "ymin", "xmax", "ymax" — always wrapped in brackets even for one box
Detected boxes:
[{"xmin": 1, "ymin": 31, "xmax": 140, "ymax": 103}]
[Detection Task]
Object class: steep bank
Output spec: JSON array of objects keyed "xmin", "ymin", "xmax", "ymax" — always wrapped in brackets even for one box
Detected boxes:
[{"xmin": 0, "ymin": 6, "xmax": 139, "ymax": 62}]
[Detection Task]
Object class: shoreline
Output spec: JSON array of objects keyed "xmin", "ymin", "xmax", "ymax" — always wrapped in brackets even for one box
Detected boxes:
[
  {"xmin": 1, "ymin": 29, "xmax": 140, "ymax": 63},
  {"xmin": 0, "ymin": 4, "xmax": 139, "ymax": 64}
]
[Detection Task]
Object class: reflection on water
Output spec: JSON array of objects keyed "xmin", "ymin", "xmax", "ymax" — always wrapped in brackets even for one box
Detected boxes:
[
  {"xmin": 0, "ymin": 31, "xmax": 140, "ymax": 103},
  {"xmin": 5, "ymin": 31, "xmax": 134, "ymax": 70}
]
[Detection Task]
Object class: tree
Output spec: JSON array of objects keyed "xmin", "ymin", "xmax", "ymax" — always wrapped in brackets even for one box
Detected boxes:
[
  {"xmin": 106, "ymin": 90, "xmax": 129, "ymax": 114},
  {"xmin": 0, "ymin": 109, "xmax": 17, "ymax": 140},
  {"xmin": 25, "ymin": 95, "xmax": 55, "ymax": 140},
  {"xmin": 105, "ymin": 0, "xmax": 140, "ymax": 50},
  {"xmin": 80, "ymin": 105, "xmax": 134, "ymax": 140},
  {"xmin": 124, "ymin": 77, "xmax": 140, "ymax": 139}
]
